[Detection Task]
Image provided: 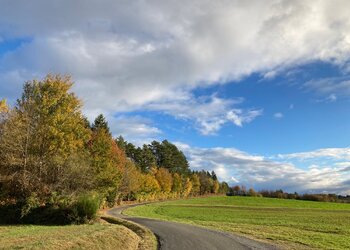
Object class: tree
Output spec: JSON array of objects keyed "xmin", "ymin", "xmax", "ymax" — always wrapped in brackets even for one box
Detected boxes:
[
  {"xmin": 211, "ymin": 171, "xmax": 218, "ymax": 181},
  {"xmin": 89, "ymin": 115, "xmax": 123, "ymax": 206},
  {"xmin": 0, "ymin": 99, "xmax": 9, "ymax": 131},
  {"xmin": 182, "ymin": 177, "xmax": 193, "ymax": 197},
  {"xmin": 119, "ymin": 161, "xmax": 142, "ymax": 201},
  {"xmin": 155, "ymin": 168, "xmax": 173, "ymax": 193},
  {"xmin": 212, "ymin": 180, "xmax": 220, "ymax": 194},
  {"xmin": 198, "ymin": 170, "xmax": 213, "ymax": 194},
  {"xmin": 92, "ymin": 114, "xmax": 110, "ymax": 134},
  {"xmin": 0, "ymin": 99, "xmax": 9, "ymax": 113},
  {"xmin": 150, "ymin": 140, "xmax": 190, "ymax": 175},
  {"xmin": 0, "ymin": 75, "xmax": 91, "ymax": 203},
  {"xmin": 138, "ymin": 145, "xmax": 157, "ymax": 172},
  {"xmin": 190, "ymin": 174, "xmax": 200, "ymax": 196},
  {"xmin": 115, "ymin": 136, "xmax": 127, "ymax": 151},
  {"xmin": 219, "ymin": 182, "xmax": 229, "ymax": 194},
  {"xmin": 140, "ymin": 174, "xmax": 160, "ymax": 193},
  {"xmin": 248, "ymin": 188, "xmax": 257, "ymax": 197},
  {"xmin": 172, "ymin": 173, "xmax": 183, "ymax": 194}
]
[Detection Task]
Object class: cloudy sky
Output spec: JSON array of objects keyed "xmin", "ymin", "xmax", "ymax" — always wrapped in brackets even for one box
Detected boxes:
[{"xmin": 0, "ymin": 0, "xmax": 349, "ymax": 194}]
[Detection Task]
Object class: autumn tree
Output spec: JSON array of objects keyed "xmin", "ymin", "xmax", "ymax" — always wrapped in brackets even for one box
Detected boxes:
[
  {"xmin": 140, "ymin": 174, "xmax": 160, "ymax": 194},
  {"xmin": 155, "ymin": 168, "xmax": 173, "ymax": 193},
  {"xmin": 190, "ymin": 174, "xmax": 201, "ymax": 196},
  {"xmin": 0, "ymin": 75, "xmax": 92, "ymax": 204},
  {"xmin": 219, "ymin": 182, "xmax": 230, "ymax": 194},
  {"xmin": 182, "ymin": 177, "xmax": 193, "ymax": 197},
  {"xmin": 212, "ymin": 180, "xmax": 220, "ymax": 194},
  {"xmin": 198, "ymin": 171, "xmax": 213, "ymax": 194},
  {"xmin": 119, "ymin": 161, "xmax": 142, "ymax": 201},
  {"xmin": 88, "ymin": 114, "xmax": 123, "ymax": 206},
  {"xmin": 172, "ymin": 173, "xmax": 183, "ymax": 194},
  {"xmin": 0, "ymin": 99, "xmax": 9, "ymax": 131},
  {"xmin": 0, "ymin": 99, "xmax": 9, "ymax": 113}
]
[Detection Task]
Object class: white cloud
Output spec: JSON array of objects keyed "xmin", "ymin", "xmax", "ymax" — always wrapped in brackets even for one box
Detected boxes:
[
  {"xmin": 304, "ymin": 77, "xmax": 350, "ymax": 99},
  {"xmin": 226, "ymin": 109, "xmax": 263, "ymax": 127},
  {"xmin": 1, "ymin": 0, "xmax": 350, "ymax": 134},
  {"xmin": 274, "ymin": 112, "xmax": 283, "ymax": 119},
  {"xmin": 327, "ymin": 94, "xmax": 337, "ymax": 102},
  {"xmin": 108, "ymin": 115, "xmax": 162, "ymax": 143},
  {"xmin": 277, "ymin": 147, "xmax": 350, "ymax": 161},
  {"xmin": 175, "ymin": 143, "xmax": 350, "ymax": 194},
  {"xmin": 145, "ymin": 94, "xmax": 262, "ymax": 135}
]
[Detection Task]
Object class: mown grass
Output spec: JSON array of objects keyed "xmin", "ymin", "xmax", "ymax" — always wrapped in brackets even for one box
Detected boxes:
[
  {"xmin": 125, "ymin": 196, "xmax": 350, "ymax": 250},
  {"xmin": 0, "ymin": 222, "xmax": 140, "ymax": 250}
]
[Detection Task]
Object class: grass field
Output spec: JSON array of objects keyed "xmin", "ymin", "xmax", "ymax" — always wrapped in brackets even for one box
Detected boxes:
[
  {"xmin": 125, "ymin": 196, "xmax": 350, "ymax": 249},
  {"xmin": 0, "ymin": 222, "xmax": 140, "ymax": 250}
]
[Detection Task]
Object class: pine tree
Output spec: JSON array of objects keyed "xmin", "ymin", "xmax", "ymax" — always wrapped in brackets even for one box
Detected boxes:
[{"xmin": 92, "ymin": 114, "xmax": 110, "ymax": 134}]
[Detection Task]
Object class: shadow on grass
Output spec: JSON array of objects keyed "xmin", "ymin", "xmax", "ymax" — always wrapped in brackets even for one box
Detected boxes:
[{"xmin": 0, "ymin": 204, "xmax": 78, "ymax": 226}]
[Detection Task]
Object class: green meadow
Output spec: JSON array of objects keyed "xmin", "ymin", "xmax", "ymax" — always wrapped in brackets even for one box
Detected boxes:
[{"xmin": 125, "ymin": 196, "xmax": 350, "ymax": 249}]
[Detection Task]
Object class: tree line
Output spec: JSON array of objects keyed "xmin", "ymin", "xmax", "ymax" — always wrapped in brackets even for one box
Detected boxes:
[
  {"xmin": 227, "ymin": 185, "xmax": 349, "ymax": 203},
  {"xmin": 0, "ymin": 75, "xmax": 228, "ymax": 224}
]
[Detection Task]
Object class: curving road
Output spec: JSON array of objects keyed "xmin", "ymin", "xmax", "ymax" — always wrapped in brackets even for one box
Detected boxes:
[{"xmin": 107, "ymin": 204, "xmax": 278, "ymax": 250}]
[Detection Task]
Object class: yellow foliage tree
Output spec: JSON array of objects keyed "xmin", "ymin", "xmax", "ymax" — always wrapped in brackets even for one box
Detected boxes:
[
  {"xmin": 182, "ymin": 177, "xmax": 193, "ymax": 197},
  {"xmin": 190, "ymin": 174, "xmax": 200, "ymax": 196},
  {"xmin": 172, "ymin": 173, "xmax": 182, "ymax": 194},
  {"xmin": 141, "ymin": 174, "xmax": 160, "ymax": 193},
  {"xmin": 0, "ymin": 75, "xmax": 91, "ymax": 202},
  {"xmin": 119, "ymin": 161, "xmax": 143, "ymax": 200},
  {"xmin": 155, "ymin": 168, "xmax": 173, "ymax": 193},
  {"xmin": 0, "ymin": 99, "xmax": 9, "ymax": 113},
  {"xmin": 212, "ymin": 180, "xmax": 220, "ymax": 194}
]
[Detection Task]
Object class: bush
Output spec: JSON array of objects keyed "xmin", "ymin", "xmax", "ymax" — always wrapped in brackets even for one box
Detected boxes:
[{"xmin": 72, "ymin": 194, "xmax": 100, "ymax": 223}]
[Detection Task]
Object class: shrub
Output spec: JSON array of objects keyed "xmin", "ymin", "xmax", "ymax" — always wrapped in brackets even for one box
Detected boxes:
[
  {"xmin": 105, "ymin": 188, "xmax": 118, "ymax": 208},
  {"xmin": 72, "ymin": 193, "xmax": 100, "ymax": 223}
]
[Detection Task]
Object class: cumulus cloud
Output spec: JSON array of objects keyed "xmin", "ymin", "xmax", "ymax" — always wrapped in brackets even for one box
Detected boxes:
[
  {"xmin": 1, "ymin": 0, "xmax": 350, "ymax": 134},
  {"xmin": 175, "ymin": 143, "xmax": 350, "ymax": 194}
]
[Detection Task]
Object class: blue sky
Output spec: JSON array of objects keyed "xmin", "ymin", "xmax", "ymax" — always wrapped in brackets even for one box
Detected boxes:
[{"xmin": 0, "ymin": 0, "xmax": 349, "ymax": 194}]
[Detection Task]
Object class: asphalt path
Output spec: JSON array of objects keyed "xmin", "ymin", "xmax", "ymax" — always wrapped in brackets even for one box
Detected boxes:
[{"xmin": 107, "ymin": 204, "xmax": 279, "ymax": 250}]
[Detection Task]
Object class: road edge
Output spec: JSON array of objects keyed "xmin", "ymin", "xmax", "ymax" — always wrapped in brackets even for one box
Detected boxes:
[{"xmin": 101, "ymin": 215, "xmax": 158, "ymax": 250}]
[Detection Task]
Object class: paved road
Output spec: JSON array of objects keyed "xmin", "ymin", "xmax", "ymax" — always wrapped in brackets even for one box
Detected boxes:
[{"xmin": 107, "ymin": 204, "xmax": 278, "ymax": 250}]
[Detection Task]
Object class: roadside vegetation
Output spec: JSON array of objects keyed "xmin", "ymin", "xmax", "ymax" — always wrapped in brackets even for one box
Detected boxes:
[
  {"xmin": 125, "ymin": 196, "xmax": 350, "ymax": 249},
  {"xmin": 0, "ymin": 223, "xmax": 140, "ymax": 250}
]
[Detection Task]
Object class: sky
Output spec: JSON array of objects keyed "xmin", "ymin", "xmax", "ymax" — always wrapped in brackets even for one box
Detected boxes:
[{"xmin": 0, "ymin": 0, "xmax": 350, "ymax": 194}]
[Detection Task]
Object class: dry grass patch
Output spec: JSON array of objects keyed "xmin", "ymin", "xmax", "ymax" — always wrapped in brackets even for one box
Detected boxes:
[{"xmin": 0, "ymin": 222, "xmax": 140, "ymax": 250}]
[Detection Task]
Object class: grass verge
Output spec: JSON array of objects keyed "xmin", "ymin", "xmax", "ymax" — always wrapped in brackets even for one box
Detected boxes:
[
  {"xmin": 124, "ymin": 196, "xmax": 350, "ymax": 250},
  {"xmin": 101, "ymin": 216, "xmax": 157, "ymax": 250},
  {"xmin": 0, "ymin": 221, "xmax": 140, "ymax": 250}
]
